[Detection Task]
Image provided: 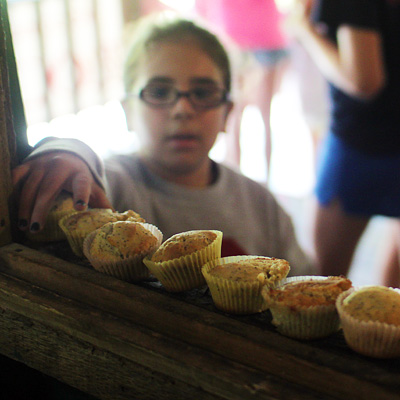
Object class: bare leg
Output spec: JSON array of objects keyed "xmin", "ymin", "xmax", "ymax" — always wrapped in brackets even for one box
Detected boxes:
[
  {"xmin": 379, "ymin": 221, "xmax": 400, "ymax": 287},
  {"xmin": 313, "ymin": 199, "xmax": 370, "ymax": 276},
  {"xmin": 253, "ymin": 60, "xmax": 289, "ymax": 180},
  {"xmin": 224, "ymin": 101, "xmax": 246, "ymax": 167},
  {"xmin": 224, "ymin": 58, "xmax": 288, "ymax": 176},
  {"xmin": 223, "ymin": 63, "xmax": 253, "ymax": 168}
]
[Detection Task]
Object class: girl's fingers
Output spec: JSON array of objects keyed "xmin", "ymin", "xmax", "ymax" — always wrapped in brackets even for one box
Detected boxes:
[
  {"xmin": 71, "ymin": 170, "xmax": 94, "ymax": 211},
  {"xmin": 17, "ymin": 166, "xmax": 46, "ymax": 230},
  {"xmin": 13, "ymin": 151, "xmax": 112, "ymax": 232},
  {"xmin": 28, "ymin": 155, "xmax": 90, "ymax": 230},
  {"xmin": 88, "ymin": 184, "xmax": 114, "ymax": 210},
  {"xmin": 12, "ymin": 162, "xmax": 31, "ymax": 186},
  {"xmin": 27, "ymin": 174, "xmax": 68, "ymax": 232}
]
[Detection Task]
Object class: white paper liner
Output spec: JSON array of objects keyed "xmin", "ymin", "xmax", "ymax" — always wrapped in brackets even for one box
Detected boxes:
[
  {"xmin": 263, "ymin": 276, "xmax": 343, "ymax": 339},
  {"xmin": 83, "ymin": 223, "xmax": 163, "ymax": 283},
  {"xmin": 59, "ymin": 211, "xmax": 87, "ymax": 257},
  {"xmin": 336, "ymin": 287, "xmax": 400, "ymax": 358},
  {"xmin": 59, "ymin": 208, "xmax": 132, "ymax": 257},
  {"xmin": 143, "ymin": 230, "xmax": 223, "ymax": 292},
  {"xmin": 202, "ymin": 255, "xmax": 289, "ymax": 315},
  {"xmin": 269, "ymin": 303, "xmax": 339, "ymax": 340}
]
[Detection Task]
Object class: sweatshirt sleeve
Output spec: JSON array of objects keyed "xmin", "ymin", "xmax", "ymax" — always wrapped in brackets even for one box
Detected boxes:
[{"xmin": 25, "ymin": 137, "xmax": 106, "ymax": 189}]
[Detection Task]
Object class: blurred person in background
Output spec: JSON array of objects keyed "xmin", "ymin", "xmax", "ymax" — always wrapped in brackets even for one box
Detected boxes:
[
  {"xmin": 286, "ymin": 0, "xmax": 400, "ymax": 286},
  {"xmin": 195, "ymin": 0, "xmax": 290, "ymax": 178}
]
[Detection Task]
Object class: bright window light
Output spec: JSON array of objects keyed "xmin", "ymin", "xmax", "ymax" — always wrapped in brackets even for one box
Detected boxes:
[{"xmin": 27, "ymin": 101, "xmax": 140, "ymax": 158}]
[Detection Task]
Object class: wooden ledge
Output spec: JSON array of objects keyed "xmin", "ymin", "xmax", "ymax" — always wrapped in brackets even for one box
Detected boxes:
[{"xmin": 0, "ymin": 243, "xmax": 399, "ymax": 400}]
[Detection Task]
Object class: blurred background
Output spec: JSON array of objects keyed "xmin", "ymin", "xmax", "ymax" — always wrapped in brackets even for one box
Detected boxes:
[{"xmin": 7, "ymin": 0, "xmax": 393, "ymax": 285}]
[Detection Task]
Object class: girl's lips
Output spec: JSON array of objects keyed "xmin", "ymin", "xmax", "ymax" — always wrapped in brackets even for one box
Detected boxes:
[{"xmin": 166, "ymin": 134, "xmax": 200, "ymax": 149}]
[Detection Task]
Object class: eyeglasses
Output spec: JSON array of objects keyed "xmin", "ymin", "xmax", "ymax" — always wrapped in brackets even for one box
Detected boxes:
[{"xmin": 136, "ymin": 84, "xmax": 230, "ymax": 109}]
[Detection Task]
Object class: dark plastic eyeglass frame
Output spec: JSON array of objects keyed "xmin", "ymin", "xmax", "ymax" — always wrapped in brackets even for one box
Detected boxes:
[{"xmin": 137, "ymin": 86, "xmax": 230, "ymax": 110}]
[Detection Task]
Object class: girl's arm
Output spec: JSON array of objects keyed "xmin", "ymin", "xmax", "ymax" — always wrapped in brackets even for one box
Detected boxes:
[{"xmin": 286, "ymin": 0, "xmax": 386, "ymax": 99}]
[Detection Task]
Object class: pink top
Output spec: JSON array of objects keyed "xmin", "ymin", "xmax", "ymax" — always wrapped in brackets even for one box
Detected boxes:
[{"xmin": 195, "ymin": 0, "xmax": 288, "ymax": 50}]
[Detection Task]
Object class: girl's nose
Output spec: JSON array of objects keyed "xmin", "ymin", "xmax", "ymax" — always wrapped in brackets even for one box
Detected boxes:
[{"xmin": 171, "ymin": 94, "xmax": 196, "ymax": 114}]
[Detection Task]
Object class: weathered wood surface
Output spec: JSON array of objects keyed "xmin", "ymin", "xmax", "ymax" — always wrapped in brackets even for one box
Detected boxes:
[
  {"xmin": 0, "ymin": 0, "xmax": 14, "ymax": 248},
  {"xmin": 0, "ymin": 243, "xmax": 399, "ymax": 400}
]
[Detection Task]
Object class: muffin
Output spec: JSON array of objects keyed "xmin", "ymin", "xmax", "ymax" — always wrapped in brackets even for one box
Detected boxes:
[
  {"xmin": 262, "ymin": 275, "xmax": 352, "ymax": 340},
  {"xmin": 143, "ymin": 230, "xmax": 223, "ymax": 292},
  {"xmin": 202, "ymin": 255, "xmax": 290, "ymax": 315},
  {"xmin": 26, "ymin": 190, "xmax": 75, "ymax": 242},
  {"xmin": 83, "ymin": 220, "xmax": 162, "ymax": 282},
  {"xmin": 59, "ymin": 208, "xmax": 145, "ymax": 257},
  {"xmin": 336, "ymin": 286, "xmax": 400, "ymax": 358}
]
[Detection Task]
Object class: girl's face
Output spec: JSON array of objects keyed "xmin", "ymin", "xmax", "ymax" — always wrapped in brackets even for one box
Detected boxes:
[{"xmin": 127, "ymin": 40, "xmax": 232, "ymax": 179}]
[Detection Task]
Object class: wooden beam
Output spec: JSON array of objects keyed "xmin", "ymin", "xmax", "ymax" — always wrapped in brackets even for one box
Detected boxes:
[
  {"xmin": 0, "ymin": 0, "xmax": 15, "ymax": 248},
  {"xmin": 0, "ymin": 243, "xmax": 399, "ymax": 400},
  {"xmin": 0, "ymin": 252, "xmax": 326, "ymax": 400}
]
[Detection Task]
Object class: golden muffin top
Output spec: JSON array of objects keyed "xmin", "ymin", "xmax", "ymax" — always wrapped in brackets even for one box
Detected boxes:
[
  {"xmin": 88, "ymin": 221, "xmax": 158, "ymax": 261},
  {"xmin": 61, "ymin": 208, "xmax": 144, "ymax": 234},
  {"xmin": 342, "ymin": 286, "xmax": 400, "ymax": 326},
  {"xmin": 263, "ymin": 276, "xmax": 352, "ymax": 308},
  {"xmin": 209, "ymin": 257, "xmax": 290, "ymax": 285},
  {"xmin": 50, "ymin": 191, "xmax": 75, "ymax": 213},
  {"xmin": 151, "ymin": 230, "xmax": 219, "ymax": 262}
]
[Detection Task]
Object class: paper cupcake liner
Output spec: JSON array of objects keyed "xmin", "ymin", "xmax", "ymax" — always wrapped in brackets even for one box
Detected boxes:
[
  {"xmin": 26, "ymin": 209, "xmax": 75, "ymax": 242},
  {"xmin": 269, "ymin": 302, "xmax": 340, "ymax": 340},
  {"xmin": 59, "ymin": 208, "xmax": 116, "ymax": 257},
  {"xmin": 264, "ymin": 276, "xmax": 342, "ymax": 339},
  {"xmin": 58, "ymin": 211, "xmax": 87, "ymax": 257},
  {"xmin": 143, "ymin": 230, "xmax": 223, "ymax": 292},
  {"xmin": 83, "ymin": 223, "xmax": 163, "ymax": 283},
  {"xmin": 202, "ymin": 255, "xmax": 285, "ymax": 315},
  {"xmin": 336, "ymin": 287, "xmax": 400, "ymax": 358}
]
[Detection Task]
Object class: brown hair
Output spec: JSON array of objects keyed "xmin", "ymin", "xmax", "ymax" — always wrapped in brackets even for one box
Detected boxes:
[{"xmin": 123, "ymin": 14, "xmax": 231, "ymax": 94}]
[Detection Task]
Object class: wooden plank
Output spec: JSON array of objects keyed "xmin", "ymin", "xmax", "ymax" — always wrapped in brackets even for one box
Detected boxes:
[
  {"xmin": 0, "ymin": 269, "xmax": 327, "ymax": 400},
  {"xmin": 63, "ymin": 0, "xmax": 80, "ymax": 113},
  {"xmin": 0, "ymin": 243, "xmax": 399, "ymax": 400},
  {"xmin": 34, "ymin": 0, "xmax": 52, "ymax": 121},
  {"xmin": 0, "ymin": 309, "xmax": 220, "ymax": 400},
  {"xmin": 0, "ymin": 0, "xmax": 14, "ymax": 248}
]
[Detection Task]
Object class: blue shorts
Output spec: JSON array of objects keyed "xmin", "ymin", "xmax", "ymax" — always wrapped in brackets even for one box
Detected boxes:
[
  {"xmin": 252, "ymin": 48, "xmax": 289, "ymax": 67},
  {"xmin": 315, "ymin": 133, "xmax": 400, "ymax": 217}
]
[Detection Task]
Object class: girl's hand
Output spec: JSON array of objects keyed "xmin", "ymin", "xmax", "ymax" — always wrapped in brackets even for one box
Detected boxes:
[
  {"xmin": 283, "ymin": 0, "xmax": 316, "ymax": 41},
  {"xmin": 12, "ymin": 151, "xmax": 113, "ymax": 232}
]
